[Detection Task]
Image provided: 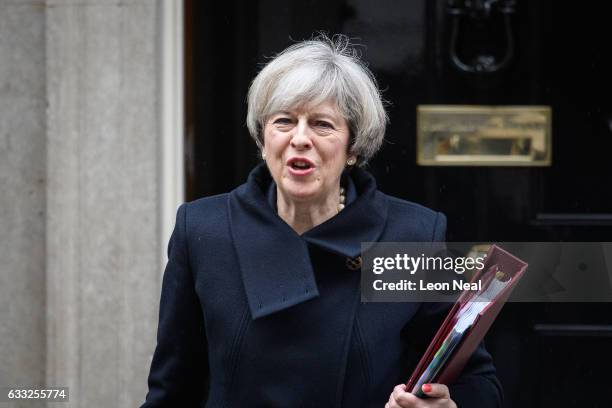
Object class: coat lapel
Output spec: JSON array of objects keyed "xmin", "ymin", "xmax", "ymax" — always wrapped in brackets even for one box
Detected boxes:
[{"xmin": 228, "ymin": 163, "xmax": 388, "ymax": 319}]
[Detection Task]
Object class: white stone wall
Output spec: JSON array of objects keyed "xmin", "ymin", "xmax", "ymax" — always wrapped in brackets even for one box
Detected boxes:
[
  {"xmin": 0, "ymin": 2, "xmax": 47, "ymax": 407},
  {"xmin": 1, "ymin": 1, "xmax": 168, "ymax": 407}
]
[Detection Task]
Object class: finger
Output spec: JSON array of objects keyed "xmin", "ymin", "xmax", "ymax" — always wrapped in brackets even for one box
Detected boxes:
[
  {"xmin": 395, "ymin": 391, "xmax": 422, "ymax": 407},
  {"xmin": 421, "ymin": 383, "xmax": 450, "ymax": 399},
  {"xmin": 388, "ymin": 384, "xmax": 421, "ymax": 408},
  {"xmin": 392, "ymin": 384, "xmax": 407, "ymax": 400},
  {"xmin": 387, "ymin": 391, "xmax": 396, "ymax": 408}
]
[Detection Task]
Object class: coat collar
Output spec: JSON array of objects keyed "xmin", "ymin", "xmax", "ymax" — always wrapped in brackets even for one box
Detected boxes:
[{"xmin": 228, "ymin": 163, "xmax": 388, "ymax": 319}]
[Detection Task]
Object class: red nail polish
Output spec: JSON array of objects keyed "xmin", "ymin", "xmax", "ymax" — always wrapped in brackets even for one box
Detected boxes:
[{"xmin": 422, "ymin": 384, "xmax": 432, "ymax": 393}]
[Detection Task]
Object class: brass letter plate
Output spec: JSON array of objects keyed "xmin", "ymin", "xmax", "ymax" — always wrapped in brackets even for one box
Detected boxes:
[{"xmin": 417, "ymin": 105, "xmax": 552, "ymax": 166}]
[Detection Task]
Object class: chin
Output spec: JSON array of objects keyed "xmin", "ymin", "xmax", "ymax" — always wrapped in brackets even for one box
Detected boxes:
[
  {"xmin": 279, "ymin": 181, "xmax": 321, "ymax": 202},
  {"xmin": 284, "ymin": 188, "xmax": 320, "ymax": 202}
]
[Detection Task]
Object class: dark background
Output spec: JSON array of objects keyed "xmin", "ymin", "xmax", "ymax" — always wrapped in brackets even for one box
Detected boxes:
[{"xmin": 184, "ymin": 1, "xmax": 612, "ymax": 406}]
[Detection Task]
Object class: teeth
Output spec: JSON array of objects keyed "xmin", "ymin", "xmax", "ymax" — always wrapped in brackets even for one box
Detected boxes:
[{"xmin": 292, "ymin": 161, "xmax": 310, "ymax": 169}]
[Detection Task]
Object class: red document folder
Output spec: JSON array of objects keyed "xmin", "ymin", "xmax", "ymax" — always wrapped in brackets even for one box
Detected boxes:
[{"xmin": 406, "ymin": 244, "xmax": 528, "ymax": 392}]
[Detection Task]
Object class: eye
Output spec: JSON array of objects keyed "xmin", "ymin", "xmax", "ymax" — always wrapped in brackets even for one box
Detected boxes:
[
  {"xmin": 273, "ymin": 117, "xmax": 293, "ymax": 125},
  {"xmin": 314, "ymin": 120, "xmax": 334, "ymax": 129}
]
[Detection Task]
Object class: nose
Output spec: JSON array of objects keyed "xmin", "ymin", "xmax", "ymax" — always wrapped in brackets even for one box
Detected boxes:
[{"xmin": 290, "ymin": 121, "xmax": 312, "ymax": 150}]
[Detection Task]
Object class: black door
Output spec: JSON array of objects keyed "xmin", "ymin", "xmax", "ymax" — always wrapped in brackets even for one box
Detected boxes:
[{"xmin": 186, "ymin": 1, "xmax": 612, "ymax": 406}]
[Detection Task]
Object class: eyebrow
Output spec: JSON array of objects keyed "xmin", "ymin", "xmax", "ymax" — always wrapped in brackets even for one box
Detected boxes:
[
  {"xmin": 310, "ymin": 112, "xmax": 340, "ymax": 122},
  {"xmin": 271, "ymin": 110, "xmax": 342, "ymax": 123}
]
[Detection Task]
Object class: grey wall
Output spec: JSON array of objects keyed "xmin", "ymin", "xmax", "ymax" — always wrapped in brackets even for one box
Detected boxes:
[
  {"xmin": 0, "ymin": 2, "xmax": 47, "ymax": 407},
  {"xmin": 1, "ymin": 1, "xmax": 165, "ymax": 407}
]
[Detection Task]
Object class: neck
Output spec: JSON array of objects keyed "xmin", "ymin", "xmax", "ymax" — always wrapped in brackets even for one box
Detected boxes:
[{"xmin": 277, "ymin": 186, "xmax": 340, "ymax": 235}]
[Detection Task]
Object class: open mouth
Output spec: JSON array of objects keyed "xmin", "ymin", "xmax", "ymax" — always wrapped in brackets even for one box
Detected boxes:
[
  {"xmin": 291, "ymin": 161, "xmax": 312, "ymax": 170},
  {"xmin": 288, "ymin": 158, "xmax": 314, "ymax": 169},
  {"xmin": 287, "ymin": 157, "xmax": 315, "ymax": 174}
]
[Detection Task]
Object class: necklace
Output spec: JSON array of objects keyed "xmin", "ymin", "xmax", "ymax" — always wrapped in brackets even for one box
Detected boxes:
[{"xmin": 338, "ymin": 186, "xmax": 346, "ymax": 212}]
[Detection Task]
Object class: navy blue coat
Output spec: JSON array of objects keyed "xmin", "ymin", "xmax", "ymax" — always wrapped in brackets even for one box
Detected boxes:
[{"xmin": 142, "ymin": 164, "xmax": 502, "ymax": 407}]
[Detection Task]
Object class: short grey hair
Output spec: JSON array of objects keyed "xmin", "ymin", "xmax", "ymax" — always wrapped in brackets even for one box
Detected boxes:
[{"xmin": 246, "ymin": 34, "xmax": 388, "ymax": 166}]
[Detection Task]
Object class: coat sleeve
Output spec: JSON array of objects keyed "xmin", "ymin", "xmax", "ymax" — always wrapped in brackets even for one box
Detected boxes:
[
  {"xmin": 141, "ymin": 203, "xmax": 209, "ymax": 407},
  {"xmin": 414, "ymin": 211, "xmax": 503, "ymax": 407}
]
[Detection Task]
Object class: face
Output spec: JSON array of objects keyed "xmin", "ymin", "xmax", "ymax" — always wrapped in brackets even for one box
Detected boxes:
[{"xmin": 262, "ymin": 100, "xmax": 354, "ymax": 204}]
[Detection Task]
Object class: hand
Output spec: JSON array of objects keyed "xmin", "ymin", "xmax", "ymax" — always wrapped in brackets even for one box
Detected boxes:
[{"xmin": 385, "ymin": 383, "xmax": 457, "ymax": 408}]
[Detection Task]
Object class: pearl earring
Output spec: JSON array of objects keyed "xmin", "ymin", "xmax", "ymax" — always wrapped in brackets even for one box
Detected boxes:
[
  {"xmin": 261, "ymin": 151, "xmax": 266, "ymax": 160},
  {"xmin": 347, "ymin": 157, "xmax": 356, "ymax": 166}
]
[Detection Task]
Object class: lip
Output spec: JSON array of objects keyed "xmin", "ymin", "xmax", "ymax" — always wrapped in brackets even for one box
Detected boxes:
[{"xmin": 286, "ymin": 156, "xmax": 316, "ymax": 176}]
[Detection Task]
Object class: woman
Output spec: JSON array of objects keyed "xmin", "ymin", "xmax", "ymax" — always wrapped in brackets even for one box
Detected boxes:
[{"xmin": 142, "ymin": 34, "xmax": 502, "ymax": 407}]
